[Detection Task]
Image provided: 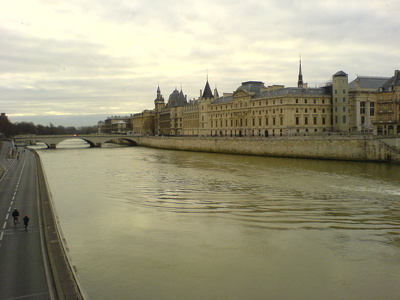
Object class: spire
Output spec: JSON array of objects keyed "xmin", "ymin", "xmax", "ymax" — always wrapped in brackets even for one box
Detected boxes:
[
  {"xmin": 298, "ymin": 57, "xmax": 303, "ymax": 88},
  {"xmin": 202, "ymin": 79, "xmax": 213, "ymax": 99}
]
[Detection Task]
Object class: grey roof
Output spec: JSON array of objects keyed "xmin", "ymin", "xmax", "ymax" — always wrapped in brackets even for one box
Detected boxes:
[
  {"xmin": 348, "ymin": 76, "xmax": 391, "ymax": 90},
  {"xmin": 202, "ymin": 81, "xmax": 213, "ymax": 99},
  {"xmin": 212, "ymin": 95, "xmax": 233, "ymax": 105},
  {"xmin": 333, "ymin": 70, "xmax": 348, "ymax": 77},
  {"xmin": 167, "ymin": 89, "xmax": 187, "ymax": 107},
  {"xmin": 379, "ymin": 70, "xmax": 400, "ymax": 92},
  {"xmin": 236, "ymin": 81, "xmax": 265, "ymax": 93}
]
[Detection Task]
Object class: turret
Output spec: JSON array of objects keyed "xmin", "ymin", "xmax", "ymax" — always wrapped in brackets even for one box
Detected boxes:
[{"xmin": 154, "ymin": 84, "xmax": 165, "ymax": 112}]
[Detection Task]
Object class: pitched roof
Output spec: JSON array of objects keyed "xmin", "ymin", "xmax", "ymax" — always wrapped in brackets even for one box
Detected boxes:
[
  {"xmin": 333, "ymin": 70, "xmax": 348, "ymax": 77},
  {"xmin": 236, "ymin": 81, "xmax": 265, "ymax": 93},
  {"xmin": 167, "ymin": 88, "xmax": 187, "ymax": 107},
  {"xmin": 202, "ymin": 80, "xmax": 214, "ymax": 99},
  {"xmin": 348, "ymin": 76, "xmax": 391, "ymax": 90},
  {"xmin": 379, "ymin": 70, "xmax": 400, "ymax": 92}
]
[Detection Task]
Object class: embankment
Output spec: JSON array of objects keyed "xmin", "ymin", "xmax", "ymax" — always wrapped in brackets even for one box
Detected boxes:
[
  {"xmin": 33, "ymin": 149, "xmax": 87, "ymax": 300},
  {"xmin": 136, "ymin": 135, "xmax": 400, "ymax": 163}
]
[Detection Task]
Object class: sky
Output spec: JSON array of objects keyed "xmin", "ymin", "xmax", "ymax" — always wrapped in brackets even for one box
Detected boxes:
[{"xmin": 1, "ymin": 0, "xmax": 399, "ymax": 127}]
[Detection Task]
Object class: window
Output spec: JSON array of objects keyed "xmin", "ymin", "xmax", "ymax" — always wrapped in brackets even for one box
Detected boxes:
[
  {"xmin": 295, "ymin": 99, "xmax": 299, "ymax": 103},
  {"xmin": 280, "ymin": 117, "xmax": 283, "ymax": 125},
  {"xmin": 266, "ymin": 118, "xmax": 268, "ymax": 125},
  {"xmin": 322, "ymin": 117, "xmax": 326, "ymax": 125},
  {"xmin": 370, "ymin": 102, "xmax": 375, "ymax": 116},
  {"xmin": 343, "ymin": 116, "xmax": 346, "ymax": 123},
  {"xmin": 305, "ymin": 99, "xmax": 308, "ymax": 104},
  {"xmin": 360, "ymin": 102, "xmax": 366, "ymax": 114},
  {"xmin": 295, "ymin": 117, "xmax": 299, "ymax": 125},
  {"xmin": 313, "ymin": 117, "xmax": 317, "ymax": 125},
  {"xmin": 304, "ymin": 117, "xmax": 308, "ymax": 125}
]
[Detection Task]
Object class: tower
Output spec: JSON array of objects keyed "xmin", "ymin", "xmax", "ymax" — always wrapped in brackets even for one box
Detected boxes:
[
  {"xmin": 332, "ymin": 71, "xmax": 350, "ymax": 132},
  {"xmin": 199, "ymin": 77, "xmax": 214, "ymax": 137},
  {"xmin": 154, "ymin": 84, "xmax": 165, "ymax": 112}
]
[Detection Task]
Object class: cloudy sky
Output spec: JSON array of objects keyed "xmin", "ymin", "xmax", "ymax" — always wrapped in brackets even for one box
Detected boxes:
[{"xmin": 1, "ymin": 0, "xmax": 399, "ymax": 126}]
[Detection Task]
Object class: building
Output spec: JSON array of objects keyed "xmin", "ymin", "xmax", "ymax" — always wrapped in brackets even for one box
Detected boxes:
[
  {"xmin": 374, "ymin": 70, "xmax": 400, "ymax": 135},
  {"xmin": 99, "ymin": 116, "xmax": 131, "ymax": 134},
  {"xmin": 154, "ymin": 86, "xmax": 188, "ymax": 136},
  {"xmin": 99, "ymin": 64, "xmax": 399, "ymax": 137},
  {"xmin": 131, "ymin": 110, "xmax": 155, "ymax": 135},
  {"xmin": 348, "ymin": 75, "xmax": 390, "ymax": 132}
]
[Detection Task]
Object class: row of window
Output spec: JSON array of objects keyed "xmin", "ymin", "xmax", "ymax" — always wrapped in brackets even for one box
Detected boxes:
[
  {"xmin": 207, "ymin": 98, "xmax": 329, "ymax": 111},
  {"xmin": 208, "ymin": 116, "xmax": 332, "ymax": 128},
  {"xmin": 207, "ymin": 107, "xmax": 331, "ymax": 119}
]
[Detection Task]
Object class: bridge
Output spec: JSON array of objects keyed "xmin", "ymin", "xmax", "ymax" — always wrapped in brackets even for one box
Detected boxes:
[{"xmin": 13, "ymin": 134, "xmax": 140, "ymax": 149}]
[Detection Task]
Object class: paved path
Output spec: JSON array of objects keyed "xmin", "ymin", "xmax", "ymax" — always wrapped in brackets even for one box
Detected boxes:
[{"xmin": 0, "ymin": 146, "xmax": 56, "ymax": 299}]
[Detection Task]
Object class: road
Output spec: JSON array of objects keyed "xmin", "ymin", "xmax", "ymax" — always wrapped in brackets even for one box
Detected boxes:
[{"xmin": 0, "ymin": 144, "xmax": 56, "ymax": 300}]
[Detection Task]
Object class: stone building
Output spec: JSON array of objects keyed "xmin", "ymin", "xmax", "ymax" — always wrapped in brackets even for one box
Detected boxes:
[
  {"xmin": 348, "ymin": 75, "xmax": 390, "ymax": 132},
  {"xmin": 99, "ymin": 116, "xmax": 131, "ymax": 134},
  {"xmin": 374, "ymin": 70, "xmax": 400, "ymax": 135},
  {"xmin": 99, "ymin": 65, "xmax": 399, "ymax": 137},
  {"xmin": 131, "ymin": 110, "xmax": 155, "ymax": 135},
  {"xmin": 154, "ymin": 85, "xmax": 187, "ymax": 136}
]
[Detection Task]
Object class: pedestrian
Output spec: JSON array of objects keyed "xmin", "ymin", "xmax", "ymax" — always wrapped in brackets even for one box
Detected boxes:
[{"xmin": 23, "ymin": 215, "xmax": 29, "ymax": 229}]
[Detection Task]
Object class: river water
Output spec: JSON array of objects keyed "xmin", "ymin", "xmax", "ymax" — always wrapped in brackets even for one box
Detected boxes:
[{"xmin": 35, "ymin": 140, "xmax": 400, "ymax": 300}]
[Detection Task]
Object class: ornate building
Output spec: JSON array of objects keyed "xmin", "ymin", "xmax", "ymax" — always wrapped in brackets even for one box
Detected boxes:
[{"xmin": 98, "ymin": 64, "xmax": 399, "ymax": 137}]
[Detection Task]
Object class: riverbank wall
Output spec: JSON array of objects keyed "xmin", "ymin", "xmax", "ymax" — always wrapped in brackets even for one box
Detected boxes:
[
  {"xmin": 136, "ymin": 136, "xmax": 400, "ymax": 163},
  {"xmin": 33, "ymin": 149, "xmax": 87, "ymax": 299}
]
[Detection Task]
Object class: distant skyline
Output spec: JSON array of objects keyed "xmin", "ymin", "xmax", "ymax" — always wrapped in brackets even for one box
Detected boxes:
[{"xmin": 1, "ymin": 0, "xmax": 400, "ymax": 127}]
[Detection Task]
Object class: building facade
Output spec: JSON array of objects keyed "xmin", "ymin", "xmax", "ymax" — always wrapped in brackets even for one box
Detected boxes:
[
  {"xmin": 99, "ymin": 66, "xmax": 400, "ymax": 137},
  {"xmin": 374, "ymin": 70, "xmax": 400, "ymax": 135},
  {"xmin": 348, "ymin": 76, "xmax": 390, "ymax": 132}
]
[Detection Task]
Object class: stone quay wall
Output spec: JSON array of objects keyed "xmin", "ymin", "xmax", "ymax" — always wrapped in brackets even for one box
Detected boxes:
[{"xmin": 136, "ymin": 136, "xmax": 400, "ymax": 163}]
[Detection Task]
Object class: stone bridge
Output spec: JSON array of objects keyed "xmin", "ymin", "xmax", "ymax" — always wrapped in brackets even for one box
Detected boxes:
[{"xmin": 13, "ymin": 134, "xmax": 140, "ymax": 149}]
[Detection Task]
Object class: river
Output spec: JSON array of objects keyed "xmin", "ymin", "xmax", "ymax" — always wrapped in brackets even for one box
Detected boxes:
[{"xmin": 35, "ymin": 139, "xmax": 400, "ymax": 300}]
